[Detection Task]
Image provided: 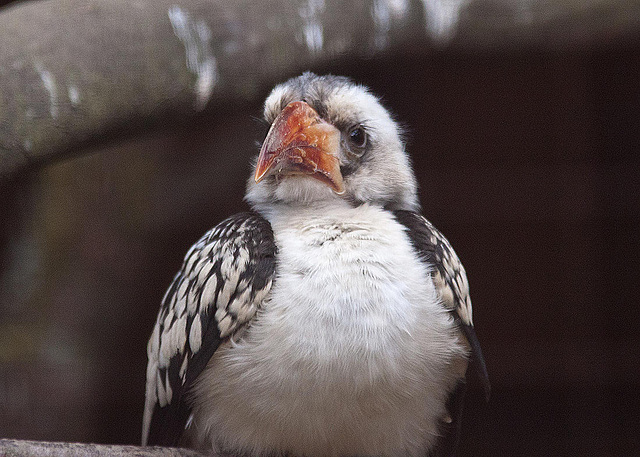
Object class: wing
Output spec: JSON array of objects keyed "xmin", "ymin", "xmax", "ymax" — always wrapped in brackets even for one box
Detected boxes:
[
  {"xmin": 392, "ymin": 210, "xmax": 490, "ymax": 456},
  {"xmin": 142, "ymin": 212, "xmax": 277, "ymax": 446}
]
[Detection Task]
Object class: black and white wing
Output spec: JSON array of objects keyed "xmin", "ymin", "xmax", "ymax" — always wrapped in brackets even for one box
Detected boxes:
[
  {"xmin": 142, "ymin": 212, "xmax": 277, "ymax": 446},
  {"xmin": 393, "ymin": 210, "xmax": 490, "ymax": 456}
]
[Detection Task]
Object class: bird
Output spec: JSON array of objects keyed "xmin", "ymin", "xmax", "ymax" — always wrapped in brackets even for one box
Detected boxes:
[{"xmin": 141, "ymin": 72, "xmax": 489, "ymax": 457}]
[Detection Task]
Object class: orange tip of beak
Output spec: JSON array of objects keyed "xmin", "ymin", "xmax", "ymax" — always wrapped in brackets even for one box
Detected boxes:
[{"xmin": 255, "ymin": 101, "xmax": 344, "ymax": 194}]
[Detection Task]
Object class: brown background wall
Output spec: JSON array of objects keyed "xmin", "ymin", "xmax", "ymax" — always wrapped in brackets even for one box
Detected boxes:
[{"xmin": 1, "ymin": 1, "xmax": 639, "ymax": 455}]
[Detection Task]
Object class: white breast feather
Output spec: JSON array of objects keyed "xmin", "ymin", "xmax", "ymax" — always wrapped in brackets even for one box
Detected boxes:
[{"xmin": 189, "ymin": 204, "xmax": 466, "ymax": 457}]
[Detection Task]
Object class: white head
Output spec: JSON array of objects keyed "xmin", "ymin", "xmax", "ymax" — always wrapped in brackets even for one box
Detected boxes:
[{"xmin": 245, "ymin": 73, "xmax": 419, "ymax": 213}]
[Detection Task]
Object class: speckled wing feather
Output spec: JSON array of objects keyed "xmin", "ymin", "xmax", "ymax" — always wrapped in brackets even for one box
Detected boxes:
[
  {"xmin": 393, "ymin": 210, "xmax": 490, "ymax": 456},
  {"xmin": 142, "ymin": 212, "xmax": 276, "ymax": 447}
]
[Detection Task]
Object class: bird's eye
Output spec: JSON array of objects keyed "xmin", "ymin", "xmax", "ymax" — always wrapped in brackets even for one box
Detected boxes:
[{"xmin": 348, "ymin": 126, "xmax": 367, "ymax": 150}]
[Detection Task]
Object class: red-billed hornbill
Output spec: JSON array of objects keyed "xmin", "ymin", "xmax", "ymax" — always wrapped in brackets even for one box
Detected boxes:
[{"xmin": 142, "ymin": 73, "xmax": 489, "ymax": 457}]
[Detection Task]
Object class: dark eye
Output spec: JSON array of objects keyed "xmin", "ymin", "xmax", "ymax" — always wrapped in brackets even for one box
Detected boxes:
[{"xmin": 348, "ymin": 126, "xmax": 367, "ymax": 149}]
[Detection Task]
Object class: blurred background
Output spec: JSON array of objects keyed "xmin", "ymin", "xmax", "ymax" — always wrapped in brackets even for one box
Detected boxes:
[{"xmin": 1, "ymin": 0, "xmax": 639, "ymax": 455}]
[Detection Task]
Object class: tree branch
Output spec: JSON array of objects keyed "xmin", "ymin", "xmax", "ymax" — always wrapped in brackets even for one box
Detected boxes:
[
  {"xmin": 0, "ymin": 439, "xmax": 206, "ymax": 457},
  {"xmin": 0, "ymin": 0, "xmax": 639, "ymax": 180}
]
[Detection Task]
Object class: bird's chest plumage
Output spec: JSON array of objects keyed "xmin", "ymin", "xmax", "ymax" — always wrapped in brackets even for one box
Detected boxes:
[
  {"xmin": 190, "ymin": 205, "xmax": 464, "ymax": 457},
  {"xmin": 267, "ymin": 214, "xmax": 431, "ymax": 378}
]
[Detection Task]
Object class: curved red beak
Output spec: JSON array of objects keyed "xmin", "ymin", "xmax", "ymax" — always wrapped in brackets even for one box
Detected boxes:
[{"xmin": 254, "ymin": 101, "xmax": 345, "ymax": 194}]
